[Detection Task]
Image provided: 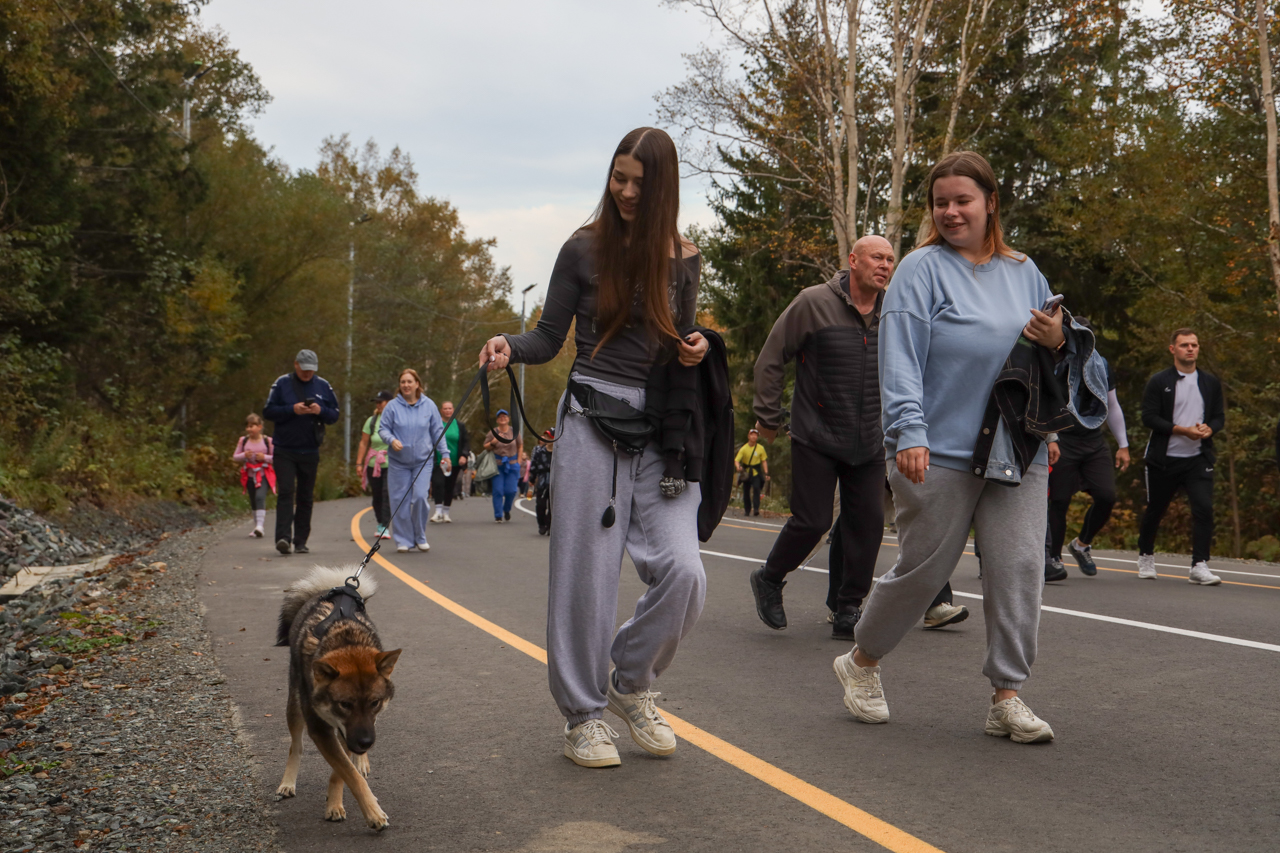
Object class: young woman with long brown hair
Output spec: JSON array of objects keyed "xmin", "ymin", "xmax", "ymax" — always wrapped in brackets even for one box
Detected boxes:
[
  {"xmin": 833, "ymin": 151, "xmax": 1071, "ymax": 743},
  {"xmin": 478, "ymin": 127, "xmax": 708, "ymax": 768}
]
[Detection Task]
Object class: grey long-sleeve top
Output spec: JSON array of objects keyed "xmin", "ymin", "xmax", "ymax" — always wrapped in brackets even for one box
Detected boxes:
[{"xmin": 502, "ymin": 229, "xmax": 701, "ymax": 387}]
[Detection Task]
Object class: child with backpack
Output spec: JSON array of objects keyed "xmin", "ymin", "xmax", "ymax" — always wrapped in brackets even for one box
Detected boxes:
[{"xmin": 233, "ymin": 413, "xmax": 276, "ymax": 538}]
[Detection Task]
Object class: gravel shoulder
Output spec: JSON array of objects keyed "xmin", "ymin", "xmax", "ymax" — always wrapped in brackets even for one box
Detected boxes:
[{"xmin": 1, "ymin": 519, "xmax": 281, "ymax": 853}]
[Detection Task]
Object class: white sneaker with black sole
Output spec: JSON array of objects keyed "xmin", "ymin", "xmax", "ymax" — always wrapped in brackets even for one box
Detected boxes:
[
  {"xmin": 1137, "ymin": 554, "xmax": 1157, "ymax": 579},
  {"xmin": 1189, "ymin": 561, "xmax": 1221, "ymax": 585},
  {"xmin": 563, "ymin": 719, "xmax": 621, "ymax": 768},
  {"xmin": 416, "ymin": 542, "xmax": 430, "ymax": 552},
  {"xmin": 985, "ymin": 695, "xmax": 1054, "ymax": 743},
  {"xmin": 606, "ymin": 670, "xmax": 676, "ymax": 755},
  {"xmin": 923, "ymin": 602, "xmax": 969, "ymax": 629},
  {"xmin": 832, "ymin": 649, "xmax": 889, "ymax": 723}
]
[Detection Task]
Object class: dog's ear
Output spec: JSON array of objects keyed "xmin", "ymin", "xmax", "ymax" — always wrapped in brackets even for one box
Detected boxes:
[
  {"xmin": 312, "ymin": 660, "xmax": 339, "ymax": 685},
  {"xmin": 376, "ymin": 649, "xmax": 402, "ymax": 678}
]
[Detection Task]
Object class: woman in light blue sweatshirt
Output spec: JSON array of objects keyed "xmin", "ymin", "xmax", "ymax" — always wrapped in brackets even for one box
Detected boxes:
[
  {"xmin": 379, "ymin": 368, "xmax": 450, "ymax": 552},
  {"xmin": 833, "ymin": 151, "xmax": 1066, "ymax": 744}
]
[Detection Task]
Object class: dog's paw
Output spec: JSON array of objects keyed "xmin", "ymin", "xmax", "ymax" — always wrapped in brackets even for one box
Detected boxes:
[
  {"xmin": 275, "ymin": 783, "xmax": 296, "ymax": 799},
  {"xmin": 353, "ymin": 753, "xmax": 370, "ymax": 777},
  {"xmin": 365, "ymin": 807, "xmax": 389, "ymax": 831},
  {"xmin": 325, "ymin": 804, "xmax": 347, "ymax": 822}
]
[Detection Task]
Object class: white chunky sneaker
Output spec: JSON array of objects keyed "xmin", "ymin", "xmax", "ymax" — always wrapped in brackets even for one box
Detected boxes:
[
  {"xmin": 563, "ymin": 719, "xmax": 621, "ymax": 768},
  {"xmin": 606, "ymin": 671, "xmax": 676, "ymax": 756},
  {"xmin": 986, "ymin": 695, "xmax": 1054, "ymax": 743},
  {"xmin": 396, "ymin": 545, "xmax": 409, "ymax": 553},
  {"xmin": 923, "ymin": 602, "xmax": 969, "ymax": 629},
  {"xmin": 1188, "ymin": 561, "xmax": 1221, "ymax": 585},
  {"xmin": 430, "ymin": 509, "xmax": 443, "ymax": 523},
  {"xmin": 832, "ymin": 649, "xmax": 889, "ymax": 723},
  {"xmin": 416, "ymin": 541, "xmax": 430, "ymax": 552},
  {"xmin": 1137, "ymin": 554, "xmax": 1157, "ymax": 579}
]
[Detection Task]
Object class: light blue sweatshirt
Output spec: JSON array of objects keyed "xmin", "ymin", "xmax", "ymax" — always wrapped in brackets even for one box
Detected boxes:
[
  {"xmin": 880, "ymin": 243, "xmax": 1053, "ymax": 473},
  {"xmin": 378, "ymin": 394, "xmax": 450, "ymax": 470}
]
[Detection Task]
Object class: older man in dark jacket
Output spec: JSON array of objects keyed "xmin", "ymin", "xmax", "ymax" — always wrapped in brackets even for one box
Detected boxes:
[
  {"xmin": 749, "ymin": 236, "xmax": 895, "ymax": 640},
  {"xmin": 263, "ymin": 349, "xmax": 340, "ymax": 555}
]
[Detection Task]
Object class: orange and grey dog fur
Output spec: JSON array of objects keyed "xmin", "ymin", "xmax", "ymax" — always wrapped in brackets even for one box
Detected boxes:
[{"xmin": 274, "ymin": 567, "xmax": 401, "ymax": 831}]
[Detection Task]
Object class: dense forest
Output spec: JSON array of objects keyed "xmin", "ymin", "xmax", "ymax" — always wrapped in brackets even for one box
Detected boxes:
[
  {"xmin": 0, "ymin": 0, "xmax": 574, "ymax": 517},
  {"xmin": 2, "ymin": 0, "xmax": 1277, "ymax": 560},
  {"xmin": 663, "ymin": 0, "xmax": 1280, "ymax": 559}
]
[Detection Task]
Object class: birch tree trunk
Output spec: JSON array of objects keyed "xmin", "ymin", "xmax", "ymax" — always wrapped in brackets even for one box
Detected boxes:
[
  {"xmin": 885, "ymin": 0, "xmax": 935, "ymax": 256},
  {"xmin": 1255, "ymin": 0, "xmax": 1280, "ymax": 316},
  {"xmin": 844, "ymin": 0, "xmax": 861, "ymax": 254}
]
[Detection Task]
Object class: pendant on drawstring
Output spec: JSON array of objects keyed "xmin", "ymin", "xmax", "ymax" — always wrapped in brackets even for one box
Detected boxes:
[{"xmin": 602, "ymin": 440, "xmax": 619, "ymax": 527}]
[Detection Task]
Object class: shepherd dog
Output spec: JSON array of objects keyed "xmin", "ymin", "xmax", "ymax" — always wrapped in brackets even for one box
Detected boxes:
[{"xmin": 273, "ymin": 567, "xmax": 401, "ymax": 831}]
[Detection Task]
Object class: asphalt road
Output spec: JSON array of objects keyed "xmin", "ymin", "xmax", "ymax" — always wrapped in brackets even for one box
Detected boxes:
[{"xmin": 199, "ymin": 493, "xmax": 1280, "ymax": 852}]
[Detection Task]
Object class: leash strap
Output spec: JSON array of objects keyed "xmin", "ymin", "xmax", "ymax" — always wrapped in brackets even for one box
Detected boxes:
[{"xmin": 345, "ymin": 361, "xmax": 553, "ymax": 589}]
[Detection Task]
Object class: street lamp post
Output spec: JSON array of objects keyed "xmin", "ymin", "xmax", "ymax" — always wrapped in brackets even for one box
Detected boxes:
[
  {"xmin": 518, "ymin": 284, "xmax": 536, "ymax": 431},
  {"xmin": 345, "ymin": 213, "xmax": 372, "ymax": 470}
]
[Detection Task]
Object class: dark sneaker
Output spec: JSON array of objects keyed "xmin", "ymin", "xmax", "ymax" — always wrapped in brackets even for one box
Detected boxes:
[
  {"xmin": 293, "ymin": 544, "xmax": 310, "ymax": 555},
  {"xmin": 749, "ymin": 567, "xmax": 787, "ymax": 630},
  {"xmin": 1067, "ymin": 538, "xmax": 1097, "ymax": 576},
  {"xmin": 504, "ymin": 512, "xmax": 511, "ymax": 522},
  {"xmin": 831, "ymin": 608, "xmax": 860, "ymax": 640},
  {"xmin": 275, "ymin": 539, "xmax": 291, "ymax": 555},
  {"xmin": 1045, "ymin": 557, "xmax": 1068, "ymax": 583}
]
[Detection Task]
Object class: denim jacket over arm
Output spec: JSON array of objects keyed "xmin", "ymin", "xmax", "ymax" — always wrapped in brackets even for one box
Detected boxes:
[{"xmin": 970, "ymin": 309, "xmax": 1109, "ymax": 485}]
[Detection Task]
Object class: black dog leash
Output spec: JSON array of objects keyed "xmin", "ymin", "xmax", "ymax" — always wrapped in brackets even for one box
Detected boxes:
[{"xmin": 343, "ymin": 361, "xmax": 551, "ymax": 591}]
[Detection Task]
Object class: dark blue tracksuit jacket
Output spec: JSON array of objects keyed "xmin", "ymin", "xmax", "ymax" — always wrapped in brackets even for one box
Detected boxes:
[{"xmin": 263, "ymin": 373, "xmax": 341, "ymax": 452}]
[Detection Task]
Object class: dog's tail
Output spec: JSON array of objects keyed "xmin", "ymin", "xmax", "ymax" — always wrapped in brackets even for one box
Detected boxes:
[{"xmin": 275, "ymin": 566, "xmax": 378, "ymax": 647}]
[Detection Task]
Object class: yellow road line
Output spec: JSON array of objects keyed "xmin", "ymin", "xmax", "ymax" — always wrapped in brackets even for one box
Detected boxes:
[{"xmin": 350, "ymin": 508, "xmax": 943, "ymax": 853}]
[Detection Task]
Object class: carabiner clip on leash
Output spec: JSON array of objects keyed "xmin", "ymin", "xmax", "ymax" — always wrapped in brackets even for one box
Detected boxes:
[{"xmin": 345, "ymin": 358, "xmax": 551, "ymax": 590}]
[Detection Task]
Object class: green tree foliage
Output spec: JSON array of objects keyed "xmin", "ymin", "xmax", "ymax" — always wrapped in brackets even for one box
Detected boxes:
[
  {"xmin": 0, "ymin": 1, "xmax": 518, "ymax": 514},
  {"xmin": 678, "ymin": 0, "xmax": 1280, "ymax": 556}
]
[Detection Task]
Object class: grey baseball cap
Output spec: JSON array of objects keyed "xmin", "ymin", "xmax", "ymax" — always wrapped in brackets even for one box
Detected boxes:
[{"xmin": 295, "ymin": 349, "xmax": 319, "ymax": 371}]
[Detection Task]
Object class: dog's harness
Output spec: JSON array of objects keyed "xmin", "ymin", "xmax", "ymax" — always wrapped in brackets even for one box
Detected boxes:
[{"xmin": 310, "ymin": 584, "xmax": 368, "ymax": 640}]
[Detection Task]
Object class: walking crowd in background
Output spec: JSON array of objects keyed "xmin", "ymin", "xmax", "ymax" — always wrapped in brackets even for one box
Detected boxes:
[{"xmin": 231, "ymin": 132, "xmax": 1238, "ymax": 768}]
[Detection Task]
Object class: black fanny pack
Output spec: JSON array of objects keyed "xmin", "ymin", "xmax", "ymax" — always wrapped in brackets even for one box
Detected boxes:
[
  {"xmin": 567, "ymin": 377, "xmax": 655, "ymax": 528},
  {"xmin": 568, "ymin": 377, "xmax": 653, "ymax": 454}
]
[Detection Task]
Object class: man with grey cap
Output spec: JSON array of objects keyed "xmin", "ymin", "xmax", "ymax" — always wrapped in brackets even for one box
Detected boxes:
[{"xmin": 263, "ymin": 349, "xmax": 340, "ymax": 554}]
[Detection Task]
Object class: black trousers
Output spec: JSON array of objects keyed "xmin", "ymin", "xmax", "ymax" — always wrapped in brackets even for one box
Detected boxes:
[
  {"xmin": 1138, "ymin": 454, "xmax": 1215, "ymax": 564},
  {"xmin": 1047, "ymin": 437, "xmax": 1117, "ymax": 557},
  {"xmin": 431, "ymin": 464, "xmax": 459, "ymax": 508},
  {"xmin": 535, "ymin": 478, "xmax": 551, "ymax": 529},
  {"xmin": 741, "ymin": 471, "xmax": 763, "ymax": 513},
  {"xmin": 368, "ymin": 469, "xmax": 391, "ymax": 528},
  {"xmin": 274, "ymin": 450, "xmax": 319, "ymax": 546},
  {"xmin": 763, "ymin": 442, "xmax": 883, "ymax": 613}
]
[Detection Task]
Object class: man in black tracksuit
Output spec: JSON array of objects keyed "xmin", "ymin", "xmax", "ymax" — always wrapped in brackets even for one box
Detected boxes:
[
  {"xmin": 749, "ymin": 236, "xmax": 895, "ymax": 640},
  {"xmin": 1137, "ymin": 329, "xmax": 1225, "ymax": 585},
  {"xmin": 263, "ymin": 349, "xmax": 340, "ymax": 555}
]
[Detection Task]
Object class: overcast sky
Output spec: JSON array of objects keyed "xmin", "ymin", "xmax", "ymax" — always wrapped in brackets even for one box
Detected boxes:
[{"xmin": 198, "ymin": 0, "xmax": 721, "ymax": 306}]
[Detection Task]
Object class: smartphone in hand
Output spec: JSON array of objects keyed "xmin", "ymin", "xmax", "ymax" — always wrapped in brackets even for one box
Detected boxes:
[{"xmin": 1040, "ymin": 294, "xmax": 1064, "ymax": 315}]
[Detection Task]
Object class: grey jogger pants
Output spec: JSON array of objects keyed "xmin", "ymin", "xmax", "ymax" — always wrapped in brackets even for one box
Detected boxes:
[
  {"xmin": 854, "ymin": 461, "xmax": 1048, "ymax": 691},
  {"xmin": 547, "ymin": 374, "xmax": 707, "ymax": 726}
]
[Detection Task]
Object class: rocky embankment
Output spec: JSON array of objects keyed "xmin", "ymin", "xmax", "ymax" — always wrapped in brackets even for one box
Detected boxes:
[{"xmin": 0, "ymin": 504, "xmax": 279, "ymax": 853}]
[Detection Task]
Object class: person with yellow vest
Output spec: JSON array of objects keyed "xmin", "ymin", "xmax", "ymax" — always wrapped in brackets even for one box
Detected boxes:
[{"xmin": 734, "ymin": 428, "xmax": 770, "ymax": 516}]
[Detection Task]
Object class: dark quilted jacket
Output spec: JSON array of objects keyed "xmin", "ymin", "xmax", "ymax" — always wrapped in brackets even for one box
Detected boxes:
[{"xmin": 753, "ymin": 271, "xmax": 883, "ymax": 466}]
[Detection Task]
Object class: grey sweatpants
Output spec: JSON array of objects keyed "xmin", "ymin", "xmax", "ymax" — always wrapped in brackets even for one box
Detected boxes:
[
  {"xmin": 854, "ymin": 461, "xmax": 1048, "ymax": 691},
  {"xmin": 547, "ymin": 375, "xmax": 707, "ymax": 726}
]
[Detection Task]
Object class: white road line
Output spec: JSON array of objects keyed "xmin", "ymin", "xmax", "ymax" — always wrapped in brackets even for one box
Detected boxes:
[
  {"xmin": 947, "ymin": 590, "xmax": 1280, "ymax": 653},
  {"xmin": 516, "ymin": 500, "xmax": 1279, "ymax": 652}
]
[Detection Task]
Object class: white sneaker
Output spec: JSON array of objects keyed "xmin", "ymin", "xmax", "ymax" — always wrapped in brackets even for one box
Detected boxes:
[
  {"xmin": 832, "ymin": 649, "xmax": 889, "ymax": 723},
  {"xmin": 986, "ymin": 695, "xmax": 1054, "ymax": 743},
  {"xmin": 1137, "ymin": 554, "xmax": 1157, "ymax": 579},
  {"xmin": 606, "ymin": 671, "xmax": 676, "ymax": 756},
  {"xmin": 430, "ymin": 510, "xmax": 443, "ymax": 524},
  {"xmin": 442, "ymin": 511, "xmax": 452, "ymax": 523},
  {"xmin": 1189, "ymin": 561, "xmax": 1221, "ymax": 585},
  {"xmin": 396, "ymin": 545, "xmax": 409, "ymax": 553},
  {"xmin": 416, "ymin": 542, "xmax": 430, "ymax": 552},
  {"xmin": 252, "ymin": 526, "xmax": 264, "ymax": 538},
  {"xmin": 563, "ymin": 719, "xmax": 621, "ymax": 768},
  {"xmin": 923, "ymin": 602, "xmax": 969, "ymax": 629}
]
